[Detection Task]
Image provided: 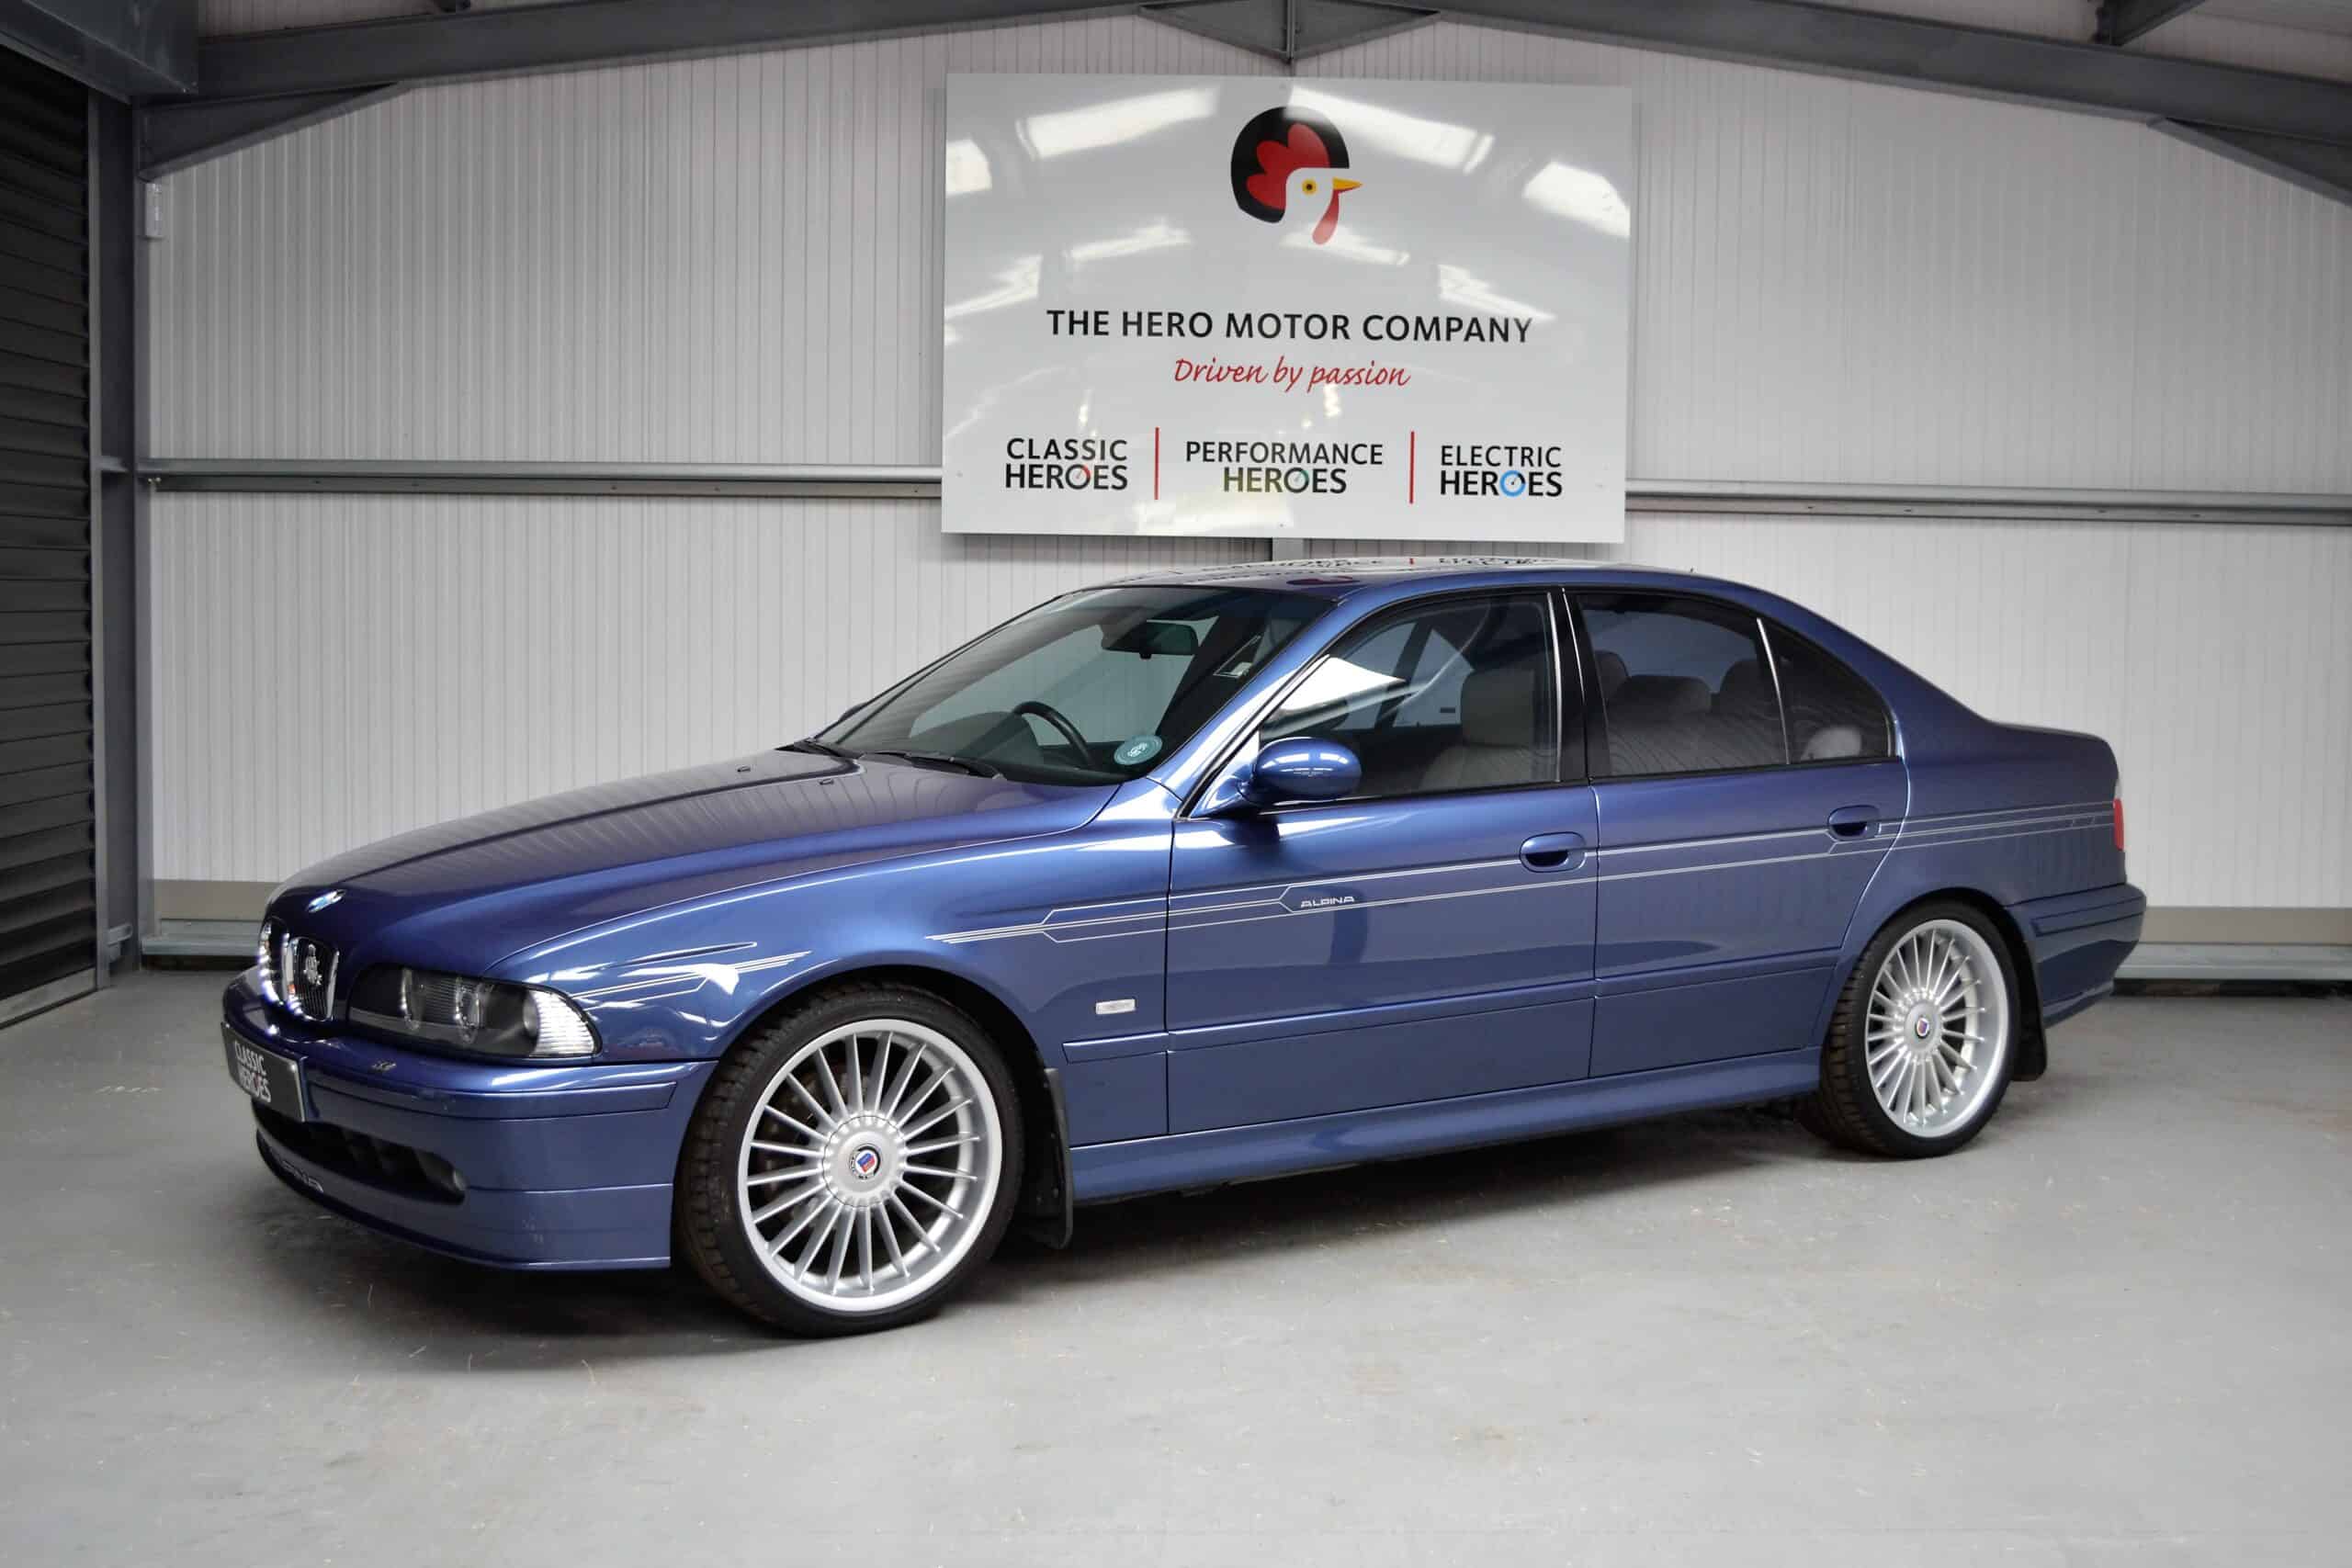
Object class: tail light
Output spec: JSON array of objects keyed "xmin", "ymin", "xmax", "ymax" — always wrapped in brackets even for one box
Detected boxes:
[{"xmin": 2113, "ymin": 796, "xmax": 2125, "ymax": 852}]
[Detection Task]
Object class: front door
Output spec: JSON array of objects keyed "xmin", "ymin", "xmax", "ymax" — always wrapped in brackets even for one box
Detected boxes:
[
  {"xmin": 1577, "ymin": 592, "xmax": 1902, "ymax": 1076},
  {"xmin": 1164, "ymin": 590, "xmax": 1600, "ymax": 1133}
]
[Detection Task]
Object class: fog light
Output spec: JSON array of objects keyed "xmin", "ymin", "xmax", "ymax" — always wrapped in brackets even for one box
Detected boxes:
[{"xmin": 416, "ymin": 1151, "xmax": 468, "ymax": 1201}]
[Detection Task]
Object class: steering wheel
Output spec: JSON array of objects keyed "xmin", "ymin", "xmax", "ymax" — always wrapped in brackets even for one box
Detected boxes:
[{"xmin": 1011, "ymin": 699, "xmax": 1091, "ymax": 759}]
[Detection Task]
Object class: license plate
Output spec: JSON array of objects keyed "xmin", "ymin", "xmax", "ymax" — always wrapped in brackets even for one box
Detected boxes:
[{"xmin": 223, "ymin": 1025, "xmax": 307, "ymax": 1121}]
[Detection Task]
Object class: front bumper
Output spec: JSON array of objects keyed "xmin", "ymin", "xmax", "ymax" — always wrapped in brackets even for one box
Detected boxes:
[
  {"xmin": 2012, "ymin": 882, "xmax": 2147, "ymax": 1025},
  {"xmin": 222, "ymin": 973, "xmax": 712, "ymax": 1269}
]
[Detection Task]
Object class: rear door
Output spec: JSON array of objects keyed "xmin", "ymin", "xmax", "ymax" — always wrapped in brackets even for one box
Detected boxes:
[
  {"xmin": 1576, "ymin": 593, "xmax": 1901, "ymax": 1076},
  {"xmin": 1163, "ymin": 589, "xmax": 1600, "ymax": 1132}
]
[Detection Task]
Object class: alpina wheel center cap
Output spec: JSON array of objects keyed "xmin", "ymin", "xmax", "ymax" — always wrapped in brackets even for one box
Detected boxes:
[{"xmin": 821, "ymin": 1113, "xmax": 903, "ymax": 1209}]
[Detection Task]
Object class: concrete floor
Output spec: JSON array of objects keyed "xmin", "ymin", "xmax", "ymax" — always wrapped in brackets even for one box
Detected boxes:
[{"xmin": 3, "ymin": 975, "xmax": 2346, "ymax": 1567}]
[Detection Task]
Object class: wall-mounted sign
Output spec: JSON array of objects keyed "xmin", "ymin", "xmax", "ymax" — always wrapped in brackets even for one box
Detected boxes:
[{"xmin": 941, "ymin": 75, "xmax": 1632, "ymax": 542}]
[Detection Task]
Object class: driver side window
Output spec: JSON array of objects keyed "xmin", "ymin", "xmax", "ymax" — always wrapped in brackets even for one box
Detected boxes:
[{"xmin": 1262, "ymin": 593, "xmax": 1557, "ymax": 798}]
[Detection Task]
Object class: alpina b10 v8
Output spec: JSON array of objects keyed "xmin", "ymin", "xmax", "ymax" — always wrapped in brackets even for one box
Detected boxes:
[{"xmin": 225, "ymin": 558, "xmax": 2143, "ymax": 1334}]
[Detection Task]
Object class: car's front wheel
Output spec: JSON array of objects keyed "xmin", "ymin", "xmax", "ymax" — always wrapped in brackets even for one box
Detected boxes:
[
  {"xmin": 676, "ymin": 984, "xmax": 1023, "ymax": 1335},
  {"xmin": 1800, "ymin": 901, "xmax": 2018, "ymax": 1157}
]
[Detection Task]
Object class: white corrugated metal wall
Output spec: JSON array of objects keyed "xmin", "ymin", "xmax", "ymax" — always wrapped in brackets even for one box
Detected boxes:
[
  {"xmin": 152, "ymin": 22, "xmax": 2352, "ymax": 484},
  {"xmin": 145, "ymin": 14, "xmax": 2352, "ymax": 919}
]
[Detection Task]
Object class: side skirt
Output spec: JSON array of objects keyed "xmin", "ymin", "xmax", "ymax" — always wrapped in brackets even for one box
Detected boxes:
[{"xmin": 1069, "ymin": 1049, "xmax": 1823, "ymax": 1205}]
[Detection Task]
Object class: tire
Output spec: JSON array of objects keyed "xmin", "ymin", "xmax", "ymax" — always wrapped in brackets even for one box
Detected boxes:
[
  {"xmin": 1799, "ymin": 900, "xmax": 2019, "ymax": 1158},
  {"xmin": 675, "ymin": 983, "xmax": 1025, "ymax": 1335}
]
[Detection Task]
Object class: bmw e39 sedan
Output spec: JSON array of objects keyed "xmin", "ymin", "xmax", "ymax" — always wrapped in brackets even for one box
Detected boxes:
[{"xmin": 223, "ymin": 558, "xmax": 2144, "ymax": 1334}]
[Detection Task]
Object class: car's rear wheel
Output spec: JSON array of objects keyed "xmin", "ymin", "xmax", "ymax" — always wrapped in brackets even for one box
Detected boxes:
[
  {"xmin": 676, "ymin": 985, "xmax": 1023, "ymax": 1335},
  {"xmin": 1800, "ymin": 901, "xmax": 2018, "ymax": 1157}
]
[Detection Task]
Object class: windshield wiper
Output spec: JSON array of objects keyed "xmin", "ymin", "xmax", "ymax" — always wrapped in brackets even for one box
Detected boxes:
[
  {"xmin": 782, "ymin": 738, "xmax": 858, "ymax": 761},
  {"xmin": 863, "ymin": 748, "xmax": 1001, "ymax": 778}
]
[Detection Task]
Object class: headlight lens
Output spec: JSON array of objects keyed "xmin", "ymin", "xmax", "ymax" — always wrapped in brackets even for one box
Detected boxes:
[
  {"xmin": 254, "ymin": 918, "xmax": 280, "ymax": 1005},
  {"xmin": 346, "ymin": 964, "xmax": 598, "ymax": 1059}
]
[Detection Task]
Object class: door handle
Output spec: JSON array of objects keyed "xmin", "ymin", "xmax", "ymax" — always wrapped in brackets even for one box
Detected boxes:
[
  {"xmin": 1521, "ymin": 831, "xmax": 1587, "ymax": 872},
  {"xmin": 1826, "ymin": 806, "xmax": 1881, "ymax": 840}
]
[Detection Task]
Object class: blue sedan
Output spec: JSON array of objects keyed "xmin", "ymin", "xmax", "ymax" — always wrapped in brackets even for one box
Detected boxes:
[{"xmin": 222, "ymin": 558, "xmax": 2145, "ymax": 1333}]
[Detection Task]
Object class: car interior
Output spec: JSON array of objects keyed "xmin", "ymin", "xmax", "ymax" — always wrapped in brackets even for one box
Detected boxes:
[
  {"xmin": 891, "ymin": 591, "xmax": 1329, "ymax": 782},
  {"xmin": 1261, "ymin": 594, "xmax": 1558, "ymax": 797}
]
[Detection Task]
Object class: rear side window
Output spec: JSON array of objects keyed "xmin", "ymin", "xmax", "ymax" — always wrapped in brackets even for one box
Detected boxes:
[
  {"xmin": 1580, "ymin": 594, "xmax": 1784, "ymax": 777},
  {"xmin": 1769, "ymin": 624, "xmax": 1893, "ymax": 762}
]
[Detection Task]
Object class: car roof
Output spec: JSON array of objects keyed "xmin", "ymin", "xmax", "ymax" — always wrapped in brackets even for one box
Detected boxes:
[{"xmin": 1105, "ymin": 554, "xmax": 1722, "ymax": 602}]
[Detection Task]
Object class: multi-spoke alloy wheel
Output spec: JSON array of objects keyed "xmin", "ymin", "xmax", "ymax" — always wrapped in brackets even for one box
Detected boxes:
[
  {"xmin": 1863, "ymin": 919, "xmax": 2009, "ymax": 1138},
  {"xmin": 677, "ymin": 987, "xmax": 1023, "ymax": 1334},
  {"xmin": 738, "ymin": 1019, "xmax": 1001, "ymax": 1314},
  {"xmin": 1801, "ymin": 902, "xmax": 2018, "ymax": 1158}
]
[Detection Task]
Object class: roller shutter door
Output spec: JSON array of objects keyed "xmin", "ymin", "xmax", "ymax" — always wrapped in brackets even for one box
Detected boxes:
[{"xmin": 0, "ymin": 48, "xmax": 94, "ymax": 1020}]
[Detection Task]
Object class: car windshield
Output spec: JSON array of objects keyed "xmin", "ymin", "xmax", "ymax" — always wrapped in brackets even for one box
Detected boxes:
[{"xmin": 820, "ymin": 585, "xmax": 1329, "ymax": 785}]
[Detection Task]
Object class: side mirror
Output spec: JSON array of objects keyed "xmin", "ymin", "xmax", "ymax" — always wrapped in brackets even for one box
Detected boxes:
[{"xmin": 1240, "ymin": 737, "xmax": 1361, "ymax": 807}]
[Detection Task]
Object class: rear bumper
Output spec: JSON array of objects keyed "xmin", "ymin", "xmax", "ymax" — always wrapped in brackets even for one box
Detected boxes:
[
  {"xmin": 222, "ymin": 974, "xmax": 711, "ymax": 1269},
  {"xmin": 2011, "ymin": 883, "xmax": 2146, "ymax": 1026}
]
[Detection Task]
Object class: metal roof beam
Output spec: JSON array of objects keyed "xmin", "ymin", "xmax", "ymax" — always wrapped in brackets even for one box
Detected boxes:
[
  {"xmin": 1139, "ymin": 0, "xmax": 1438, "ymax": 62},
  {"xmin": 190, "ymin": 0, "xmax": 1127, "ymax": 100},
  {"xmin": 0, "ymin": 0, "xmax": 198, "ymax": 98},
  {"xmin": 137, "ymin": 84, "xmax": 404, "ymax": 177},
  {"xmin": 1139, "ymin": 0, "xmax": 1293, "ymax": 58},
  {"xmin": 175, "ymin": 0, "xmax": 2352, "ymax": 143},
  {"xmin": 2154, "ymin": 118, "xmax": 2352, "ymax": 207},
  {"xmin": 1293, "ymin": 0, "xmax": 1442, "ymax": 59},
  {"xmin": 2095, "ymin": 0, "xmax": 2207, "ymax": 48},
  {"xmin": 1442, "ymin": 0, "xmax": 2350, "ymax": 145},
  {"xmin": 148, "ymin": 0, "xmax": 2352, "ymax": 171}
]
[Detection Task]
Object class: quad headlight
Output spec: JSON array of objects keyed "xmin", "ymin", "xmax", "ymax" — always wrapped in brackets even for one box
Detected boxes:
[
  {"xmin": 345, "ymin": 965, "xmax": 599, "ymax": 1059},
  {"xmin": 253, "ymin": 919, "xmax": 279, "ymax": 1006}
]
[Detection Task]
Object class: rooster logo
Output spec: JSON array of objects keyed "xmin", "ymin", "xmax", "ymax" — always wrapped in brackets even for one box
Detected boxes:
[{"xmin": 1229, "ymin": 106, "xmax": 1361, "ymax": 245}]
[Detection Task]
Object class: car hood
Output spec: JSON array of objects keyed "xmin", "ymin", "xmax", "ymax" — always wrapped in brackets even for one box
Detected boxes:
[{"xmin": 266, "ymin": 750, "xmax": 1117, "ymax": 975}]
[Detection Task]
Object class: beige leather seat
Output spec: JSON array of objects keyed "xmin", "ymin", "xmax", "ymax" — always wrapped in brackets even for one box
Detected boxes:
[
  {"xmin": 1600, "ymin": 673, "xmax": 1713, "ymax": 775},
  {"xmin": 1419, "ymin": 664, "xmax": 1540, "ymax": 791}
]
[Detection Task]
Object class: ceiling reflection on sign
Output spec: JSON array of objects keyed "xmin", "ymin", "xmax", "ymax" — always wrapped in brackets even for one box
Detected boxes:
[
  {"xmin": 944, "ymin": 138, "xmax": 992, "ymax": 197},
  {"xmin": 1068, "ymin": 221, "xmax": 1192, "ymax": 267},
  {"xmin": 1438, "ymin": 263, "xmax": 1555, "ymax": 322},
  {"xmin": 944, "ymin": 255, "xmax": 1041, "ymax": 321},
  {"xmin": 1521, "ymin": 160, "xmax": 1631, "ymax": 238},
  {"xmin": 1018, "ymin": 86, "xmax": 1220, "ymax": 159}
]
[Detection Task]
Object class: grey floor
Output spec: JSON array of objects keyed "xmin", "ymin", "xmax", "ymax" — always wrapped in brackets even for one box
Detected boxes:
[{"xmin": 4, "ymin": 976, "xmax": 2346, "ymax": 1567}]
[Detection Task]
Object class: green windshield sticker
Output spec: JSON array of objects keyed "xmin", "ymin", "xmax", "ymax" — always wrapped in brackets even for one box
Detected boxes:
[{"xmin": 1114, "ymin": 734, "xmax": 1163, "ymax": 766}]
